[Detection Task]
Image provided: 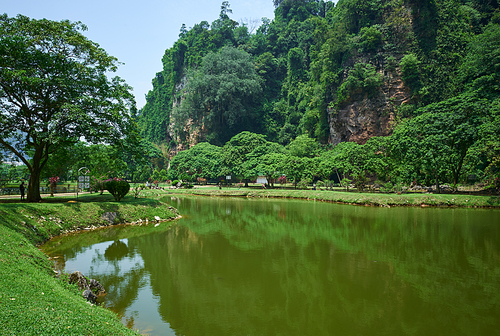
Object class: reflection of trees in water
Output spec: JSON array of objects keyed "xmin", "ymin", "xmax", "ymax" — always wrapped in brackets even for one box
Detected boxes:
[
  {"xmin": 134, "ymin": 225, "xmax": 415, "ymax": 335},
  {"xmin": 153, "ymin": 197, "xmax": 500, "ymax": 335},
  {"xmin": 86, "ymin": 240, "xmax": 147, "ymax": 320},
  {"xmin": 48, "ymin": 197, "xmax": 500, "ymax": 335},
  {"xmin": 105, "ymin": 240, "xmax": 129, "ymax": 261},
  {"xmin": 99, "ymin": 266, "xmax": 147, "ymax": 320}
]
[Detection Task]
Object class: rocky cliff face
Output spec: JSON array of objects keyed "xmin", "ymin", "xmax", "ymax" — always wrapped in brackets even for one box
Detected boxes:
[
  {"xmin": 328, "ymin": 63, "xmax": 410, "ymax": 145},
  {"xmin": 168, "ymin": 74, "xmax": 205, "ymax": 157},
  {"xmin": 327, "ymin": 2, "xmax": 414, "ymax": 146}
]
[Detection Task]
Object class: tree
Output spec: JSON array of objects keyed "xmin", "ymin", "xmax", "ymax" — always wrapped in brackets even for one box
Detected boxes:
[
  {"xmin": 219, "ymin": 131, "xmax": 268, "ymax": 184},
  {"xmin": 457, "ymin": 22, "xmax": 500, "ymax": 96},
  {"xmin": 282, "ymin": 155, "xmax": 307, "ymax": 188},
  {"xmin": 171, "ymin": 46, "xmax": 262, "ymax": 145},
  {"xmin": 243, "ymin": 141, "xmax": 287, "ymax": 187},
  {"xmin": 167, "ymin": 142, "xmax": 221, "ymax": 181},
  {"xmin": 286, "ymin": 134, "xmax": 321, "ymax": 157},
  {"xmin": 391, "ymin": 93, "xmax": 488, "ymax": 191},
  {"xmin": 0, "ymin": 15, "xmax": 136, "ymax": 202}
]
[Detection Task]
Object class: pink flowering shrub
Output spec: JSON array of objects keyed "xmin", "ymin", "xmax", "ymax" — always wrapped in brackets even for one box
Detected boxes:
[
  {"xmin": 104, "ymin": 178, "xmax": 130, "ymax": 201},
  {"xmin": 48, "ymin": 176, "xmax": 60, "ymax": 185}
]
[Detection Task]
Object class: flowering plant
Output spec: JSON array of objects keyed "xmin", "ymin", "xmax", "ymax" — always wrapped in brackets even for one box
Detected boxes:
[
  {"xmin": 48, "ymin": 176, "xmax": 60, "ymax": 185},
  {"xmin": 48, "ymin": 176, "xmax": 60, "ymax": 196},
  {"xmin": 103, "ymin": 177, "xmax": 123, "ymax": 183},
  {"xmin": 104, "ymin": 178, "xmax": 130, "ymax": 201}
]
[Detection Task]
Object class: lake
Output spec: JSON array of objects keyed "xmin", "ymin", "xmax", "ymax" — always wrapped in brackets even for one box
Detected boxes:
[{"xmin": 42, "ymin": 196, "xmax": 500, "ymax": 335}]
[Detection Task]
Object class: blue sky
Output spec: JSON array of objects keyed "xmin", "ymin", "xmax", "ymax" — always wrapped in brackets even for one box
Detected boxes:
[{"xmin": 3, "ymin": 0, "xmax": 276, "ymax": 109}]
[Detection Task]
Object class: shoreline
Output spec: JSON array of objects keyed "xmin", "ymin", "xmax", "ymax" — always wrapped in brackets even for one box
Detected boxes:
[
  {"xmin": 163, "ymin": 187, "xmax": 500, "ymax": 208},
  {"xmin": 0, "ymin": 194, "xmax": 179, "ymax": 335}
]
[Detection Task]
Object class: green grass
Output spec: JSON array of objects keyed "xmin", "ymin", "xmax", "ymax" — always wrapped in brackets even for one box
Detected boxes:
[
  {"xmin": 0, "ymin": 225, "xmax": 138, "ymax": 335},
  {"xmin": 165, "ymin": 186, "xmax": 500, "ymax": 208},
  {"xmin": 0, "ymin": 192, "xmax": 179, "ymax": 335}
]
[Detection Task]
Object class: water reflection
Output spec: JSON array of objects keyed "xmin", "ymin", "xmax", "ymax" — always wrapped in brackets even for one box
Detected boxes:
[{"xmin": 43, "ymin": 197, "xmax": 500, "ymax": 336}]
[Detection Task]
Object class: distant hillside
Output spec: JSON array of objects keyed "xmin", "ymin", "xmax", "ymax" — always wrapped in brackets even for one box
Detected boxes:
[{"xmin": 138, "ymin": 0, "xmax": 500, "ymax": 152}]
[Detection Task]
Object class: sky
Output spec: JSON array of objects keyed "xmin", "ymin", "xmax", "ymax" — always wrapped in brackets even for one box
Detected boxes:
[{"xmin": 3, "ymin": 0, "xmax": 276, "ymax": 109}]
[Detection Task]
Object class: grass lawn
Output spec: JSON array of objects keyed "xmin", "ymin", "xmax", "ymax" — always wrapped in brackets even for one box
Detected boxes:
[{"xmin": 0, "ymin": 191, "xmax": 178, "ymax": 335}]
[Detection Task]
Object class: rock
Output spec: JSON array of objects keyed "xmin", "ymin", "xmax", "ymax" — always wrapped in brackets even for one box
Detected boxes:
[
  {"xmin": 328, "ymin": 63, "xmax": 409, "ymax": 146},
  {"xmin": 82, "ymin": 289, "xmax": 97, "ymax": 303},
  {"xmin": 101, "ymin": 212, "xmax": 117, "ymax": 224},
  {"xmin": 69, "ymin": 271, "xmax": 106, "ymax": 305},
  {"xmin": 69, "ymin": 271, "xmax": 88, "ymax": 290},
  {"xmin": 88, "ymin": 278, "xmax": 106, "ymax": 295},
  {"xmin": 154, "ymin": 216, "xmax": 161, "ymax": 221}
]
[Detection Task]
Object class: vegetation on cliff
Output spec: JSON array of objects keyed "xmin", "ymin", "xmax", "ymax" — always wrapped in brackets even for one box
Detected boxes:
[
  {"xmin": 139, "ymin": 0, "xmax": 499, "ymax": 145},
  {"xmin": 138, "ymin": 0, "xmax": 500, "ymax": 191}
]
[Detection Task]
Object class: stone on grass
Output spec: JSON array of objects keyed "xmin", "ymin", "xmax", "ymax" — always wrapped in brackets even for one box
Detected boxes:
[{"xmin": 101, "ymin": 212, "xmax": 118, "ymax": 224}]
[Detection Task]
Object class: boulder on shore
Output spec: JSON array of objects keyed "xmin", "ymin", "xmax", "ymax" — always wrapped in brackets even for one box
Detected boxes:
[{"xmin": 69, "ymin": 271, "xmax": 106, "ymax": 303}]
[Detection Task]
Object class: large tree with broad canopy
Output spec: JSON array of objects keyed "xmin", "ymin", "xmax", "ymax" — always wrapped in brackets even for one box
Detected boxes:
[{"xmin": 0, "ymin": 14, "xmax": 137, "ymax": 202}]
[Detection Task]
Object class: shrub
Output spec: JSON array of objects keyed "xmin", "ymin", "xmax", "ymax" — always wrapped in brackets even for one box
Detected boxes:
[
  {"xmin": 296, "ymin": 178, "xmax": 312, "ymax": 190},
  {"xmin": 382, "ymin": 181, "xmax": 393, "ymax": 193},
  {"xmin": 400, "ymin": 53, "xmax": 422, "ymax": 92},
  {"xmin": 359, "ymin": 26, "xmax": 382, "ymax": 52},
  {"xmin": 340, "ymin": 177, "xmax": 353, "ymax": 191},
  {"xmin": 132, "ymin": 184, "xmax": 145, "ymax": 199},
  {"xmin": 316, "ymin": 180, "xmax": 326, "ymax": 190},
  {"xmin": 91, "ymin": 175, "xmax": 109, "ymax": 195},
  {"xmin": 104, "ymin": 178, "xmax": 130, "ymax": 201}
]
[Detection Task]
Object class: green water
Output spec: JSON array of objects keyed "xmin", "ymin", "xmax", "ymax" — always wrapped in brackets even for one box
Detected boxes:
[{"xmin": 42, "ymin": 196, "xmax": 500, "ymax": 336}]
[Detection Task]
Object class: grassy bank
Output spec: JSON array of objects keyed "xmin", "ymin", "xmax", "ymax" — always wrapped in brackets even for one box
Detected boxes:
[
  {"xmin": 0, "ymin": 193, "xmax": 178, "ymax": 335},
  {"xmin": 166, "ymin": 187, "xmax": 500, "ymax": 208}
]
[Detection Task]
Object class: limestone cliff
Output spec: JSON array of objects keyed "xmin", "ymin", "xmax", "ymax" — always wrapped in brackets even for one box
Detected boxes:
[{"xmin": 328, "ymin": 63, "xmax": 410, "ymax": 145}]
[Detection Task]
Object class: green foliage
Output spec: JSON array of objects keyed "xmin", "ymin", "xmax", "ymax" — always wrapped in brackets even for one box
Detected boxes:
[
  {"xmin": 336, "ymin": 63, "xmax": 383, "ymax": 105},
  {"xmin": 104, "ymin": 179, "xmax": 131, "ymax": 201},
  {"xmin": 287, "ymin": 134, "xmax": 322, "ymax": 157},
  {"xmin": 172, "ymin": 46, "xmax": 262, "ymax": 145},
  {"xmin": 167, "ymin": 142, "xmax": 221, "ymax": 180},
  {"xmin": 400, "ymin": 54, "xmax": 423, "ymax": 94},
  {"xmin": 0, "ymin": 14, "xmax": 137, "ymax": 202},
  {"xmin": 220, "ymin": 131, "xmax": 268, "ymax": 180},
  {"xmin": 358, "ymin": 25, "xmax": 382, "ymax": 52},
  {"xmin": 457, "ymin": 22, "xmax": 500, "ymax": 95},
  {"xmin": 136, "ymin": 0, "xmax": 500, "ymax": 191},
  {"xmin": 391, "ymin": 92, "xmax": 489, "ymax": 190},
  {"xmin": 296, "ymin": 178, "xmax": 312, "ymax": 189},
  {"xmin": 335, "ymin": 0, "xmax": 385, "ymax": 33}
]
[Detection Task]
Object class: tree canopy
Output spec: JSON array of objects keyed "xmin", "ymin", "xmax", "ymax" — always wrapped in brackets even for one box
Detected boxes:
[
  {"xmin": 171, "ymin": 46, "xmax": 262, "ymax": 145},
  {"xmin": 0, "ymin": 14, "xmax": 137, "ymax": 201}
]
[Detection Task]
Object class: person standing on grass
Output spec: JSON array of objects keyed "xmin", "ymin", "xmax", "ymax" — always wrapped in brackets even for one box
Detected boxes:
[{"xmin": 20, "ymin": 181, "xmax": 25, "ymax": 200}]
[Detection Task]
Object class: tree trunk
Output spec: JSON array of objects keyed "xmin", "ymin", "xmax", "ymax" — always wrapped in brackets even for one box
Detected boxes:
[
  {"xmin": 27, "ymin": 167, "xmax": 42, "ymax": 202},
  {"xmin": 435, "ymin": 173, "xmax": 440, "ymax": 194},
  {"xmin": 26, "ymin": 145, "xmax": 48, "ymax": 202}
]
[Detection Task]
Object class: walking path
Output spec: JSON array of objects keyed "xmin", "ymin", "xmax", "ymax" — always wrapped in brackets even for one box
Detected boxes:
[{"xmin": 0, "ymin": 191, "xmax": 90, "ymax": 200}]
